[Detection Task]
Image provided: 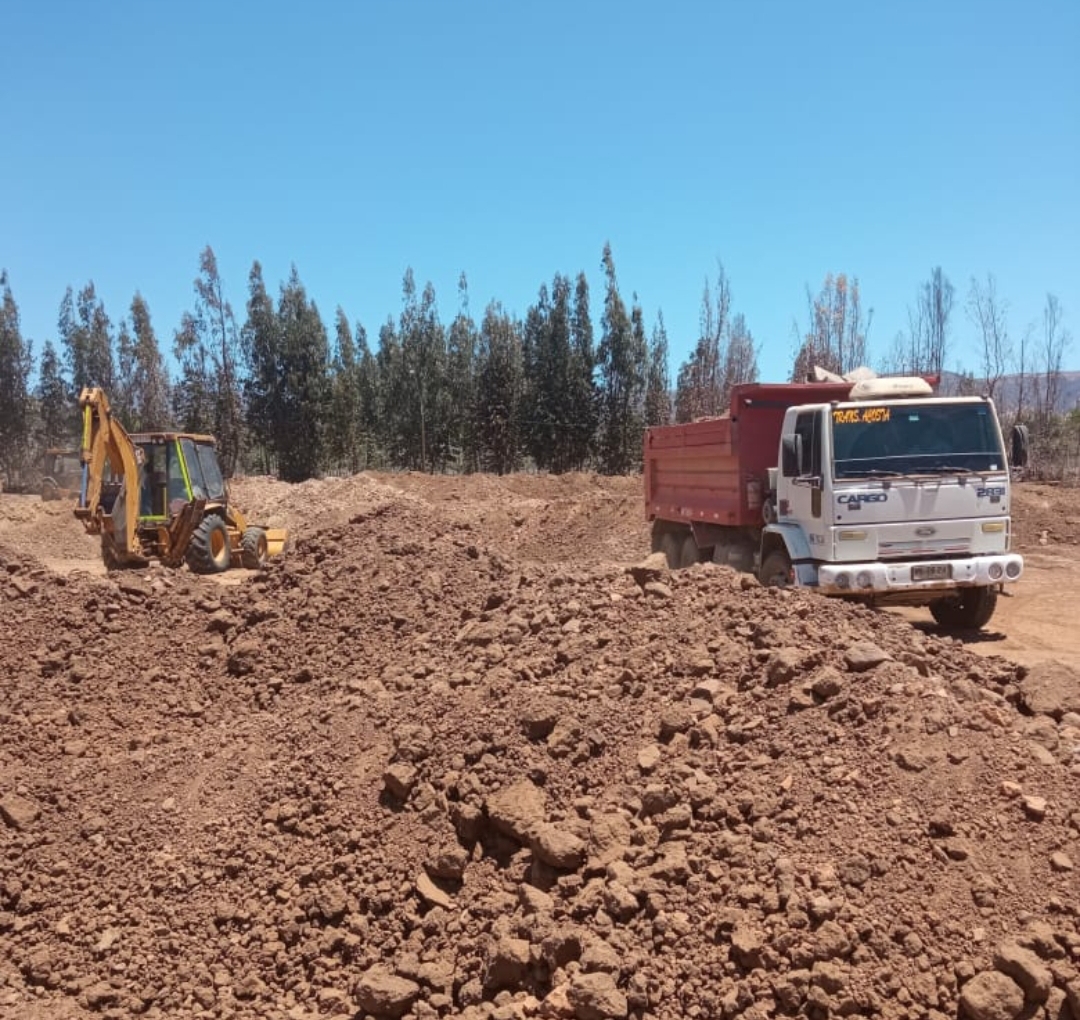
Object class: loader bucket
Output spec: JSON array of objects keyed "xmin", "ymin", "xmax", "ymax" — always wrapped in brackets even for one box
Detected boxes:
[{"xmin": 265, "ymin": 528, "xmax": 288, "ymax": 558}]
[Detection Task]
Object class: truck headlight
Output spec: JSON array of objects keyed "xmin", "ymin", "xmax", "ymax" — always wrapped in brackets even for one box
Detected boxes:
[
  {"xmin": 1005, "ymin": 561, "xmax": 1021, "ymax": 579},
  {"xmin": 981, "ymin": 521, "xmax": 1006, "ymax": 533},
  {"xmin": 856, "ymin": 571, "xmax": 872, "ymax": 588},
  {"xmin": 835, "ymin": 572, "xmax": 851, "ymax": 590},
  {"xmin": 988, "ymin": 562, "xmax": 1003, "ymax": 580}
]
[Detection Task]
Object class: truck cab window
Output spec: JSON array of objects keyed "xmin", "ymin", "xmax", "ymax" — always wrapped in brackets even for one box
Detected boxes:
[{"xmin": 794, "ymin": 412, "xmax": 821, "ymax": 478}]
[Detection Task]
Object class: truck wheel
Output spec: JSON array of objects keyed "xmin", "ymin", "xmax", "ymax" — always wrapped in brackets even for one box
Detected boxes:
[
  {"xmin": 929, "ymin": 587, "xmax": 998, "ymax": 630},
  {"xmin": 186, "ymin": 515, "xmax": 232, "ymax": 574},
  {"xmin": 759, "ymin": 549, "xmax": 793, "ymax": 588},
  {"xmin": 658, "ymin": 531, "xmax": 681, "ymax": 569},
  {"xmin": 241, "ymin": 526, "xmax": 269, "ymax": 569},
  {"xmin": 679, "ymin": 534, "xmax": 701, "ymax": 569}
]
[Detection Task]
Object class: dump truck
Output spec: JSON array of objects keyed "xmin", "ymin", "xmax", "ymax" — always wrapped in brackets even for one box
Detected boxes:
[
  {"xmin": 644, "ymin": 374, "xmax": 1024, "ymax": 630},
  {"xmin": 74, "ymin": 387, "xmax": 286, "ymax": 572}
]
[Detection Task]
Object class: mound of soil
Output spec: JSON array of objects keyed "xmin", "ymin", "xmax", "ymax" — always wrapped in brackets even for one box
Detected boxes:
[{"xmin": 1, "ymin": 476, "xmax": 1079, "ymax": 1020}]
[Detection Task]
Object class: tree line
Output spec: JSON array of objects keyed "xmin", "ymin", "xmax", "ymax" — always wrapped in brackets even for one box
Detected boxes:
[
  {"xmin": 0, "ymin": 244, "xmax": 756, "ymax": 485},
  {"xmin": 0, "ymin": 250, "xmax": 1073, "ymax": 487}
]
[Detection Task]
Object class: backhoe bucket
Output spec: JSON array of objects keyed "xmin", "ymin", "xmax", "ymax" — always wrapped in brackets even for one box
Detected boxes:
[{"xmin": 265, "ymin": 528, "xmax": 288, "ymax": 558}]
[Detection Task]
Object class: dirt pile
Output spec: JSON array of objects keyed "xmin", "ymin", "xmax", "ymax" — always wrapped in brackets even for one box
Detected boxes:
[{"xmin": 2, "ymin": 481, "xmax": 1080, "ymax": 1020}]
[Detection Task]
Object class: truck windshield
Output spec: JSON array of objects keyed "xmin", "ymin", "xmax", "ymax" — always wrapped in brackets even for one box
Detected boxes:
[{"xmin": 831, "ymin": 403, "xmax": 1005, "ymax": 479}]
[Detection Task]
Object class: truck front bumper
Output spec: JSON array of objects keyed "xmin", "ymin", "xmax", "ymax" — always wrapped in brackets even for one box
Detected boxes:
[{"xmin": 815, "ymin": 554, "xmax": 1023, "ymax": 596}]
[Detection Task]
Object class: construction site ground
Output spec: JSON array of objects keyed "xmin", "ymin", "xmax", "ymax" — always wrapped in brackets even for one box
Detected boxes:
[{"xmin": 1, "ymin": 474, "xmax": 1078, "ymax": 1020}]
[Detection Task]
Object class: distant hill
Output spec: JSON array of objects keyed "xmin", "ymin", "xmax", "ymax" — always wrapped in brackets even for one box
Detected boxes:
[{"xmin": 940, "ymin": 370, "xmax": 1080, "ymax": 415}]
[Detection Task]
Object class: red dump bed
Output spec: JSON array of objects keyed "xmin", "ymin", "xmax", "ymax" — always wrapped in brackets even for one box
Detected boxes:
[{"xmin": 644, "ymin": 381, "xmax": 855, "ymax": 527}]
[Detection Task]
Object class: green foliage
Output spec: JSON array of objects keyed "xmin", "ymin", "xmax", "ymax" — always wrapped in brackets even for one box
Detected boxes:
[
  {"xmin": 272, "ymin": 267, "xmax": 331, "ymax": 482},
  {"xmin": 327, "ymin": 307, "xmax": 363, "ymax": 472},
  {"xmin": 59, "ymin": 283, "xmax": 114, "ymax": 396},
  {"xmin": 113, "ymin": 321, "xmax": 137, "ymax": 425},
  {"xmin": 792, "ymin": 273, "xmax": 870, "ymax": 380},
  {"xmin": 22, "ymin": 243, "xmax": 1078, "ymax": 485},
  {"xmin": 36, "ymin": 340, "xmax": 70, "ymax": 448},
  {"xmin": 0, "ymin": 271, "xmax": 34, "ymax": 484},
  {"xmin": 173, "ymin": 311, "xmax": 216, "ymax": 436},
  {"xmin": 645, "ymin": 311, "xmax": 672, "ymax": 427},
  {"xmin": 675, "ymin": 267, "xmax": 758, "ymax": 422},
  {"xmin": 241, "ymin": 261, "xmax": 278, "ymax": 471},
  {"xmin": 475, "ymin": 302, "xmax": 523, "ymax": 474},
  {"xmin": 173, "ymin": 246, "xmax": 244, "ymax": 473},
  {"xmin": 174, "ymin": 249, "xmax": 243, "ymax": 471},
  {"xmin": 129, "ymin": 294, "xmax": 172, "ymax": 431},
  {"xmin": 355, "ymin": 324, "xmax": 381, "ymax": 468},
  {"xmin": 675, "ymin": 267, "xmax": 730, "ymax": 422},
  {"xmin": 597, "ymin": 243, "xmax": 646, "ymax": 474},
  {"xmin": 567, "ymin": 272, "xmax": 599, "ymax": 469},
  {"xmin": 446, "ymin": 274, "xmax": 479, "ymax": 472}
]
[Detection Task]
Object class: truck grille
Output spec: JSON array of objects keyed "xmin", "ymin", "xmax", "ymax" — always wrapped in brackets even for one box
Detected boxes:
[{"xmin": 878, "ymin": 538, "xmax": 971, "ymax": 558}]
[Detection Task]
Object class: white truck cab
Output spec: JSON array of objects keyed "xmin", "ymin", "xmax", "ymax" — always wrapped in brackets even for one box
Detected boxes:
[{"xmin": 761, "ymin": 377, "xmax": 1022, "ymax": 629}]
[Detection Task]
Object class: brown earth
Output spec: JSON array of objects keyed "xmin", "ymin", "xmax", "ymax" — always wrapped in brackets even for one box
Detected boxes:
[{"xmin": 1, "ymin": 475, "xmax": 1079, "ymax": 1020}]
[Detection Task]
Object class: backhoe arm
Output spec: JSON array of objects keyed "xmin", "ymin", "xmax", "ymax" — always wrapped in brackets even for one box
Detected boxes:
[{"xmin": 74, "ymin": 387, "xmax": 142, "ymax": 560}]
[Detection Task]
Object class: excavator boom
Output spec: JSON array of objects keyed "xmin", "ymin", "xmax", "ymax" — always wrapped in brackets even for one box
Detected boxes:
[{"xmin": 75, "ymin": 387, "xmax": 143, "ymax": 562}]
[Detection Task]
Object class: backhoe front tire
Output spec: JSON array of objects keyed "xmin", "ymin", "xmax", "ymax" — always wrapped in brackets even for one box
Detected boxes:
[
  {"xmin": 240, "ymin": 526, "xmax": 269, "ymax": 570},
  {"xmin": 187, "ymin": 515, "xmax": 231, "ymax": 574},
  {"xmin": 929, "ymin": 586, "xmax": 997, "ymax": 631}
]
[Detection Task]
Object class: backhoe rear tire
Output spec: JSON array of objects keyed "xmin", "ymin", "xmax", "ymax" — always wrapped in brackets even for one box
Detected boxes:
[
  {"xmin": 241, "ymin": 526, "xmax": 269, "ymax": 570},
  {"xmin": 929, "ymin": 586, "xmax": 997, "ymax": 631},
  {"xmin": 186, "ymin": 515, "xmax": 232, "ymax": 574}
]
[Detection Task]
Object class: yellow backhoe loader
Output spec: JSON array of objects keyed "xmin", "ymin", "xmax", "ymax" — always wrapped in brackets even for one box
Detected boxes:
[{"xmin": 74, "ymin": 387, "xmax": 287, "ymax": 573}]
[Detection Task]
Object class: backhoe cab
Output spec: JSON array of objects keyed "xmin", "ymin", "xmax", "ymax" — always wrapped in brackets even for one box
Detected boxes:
[{"xmin": 74, "ymin": 387, "xmax": 286, "ymax": 573}]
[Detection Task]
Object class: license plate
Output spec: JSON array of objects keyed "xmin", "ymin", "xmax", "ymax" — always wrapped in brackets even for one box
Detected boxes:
[{"xmin": 912, "ymin": 564, "xmax": 951, "ymax": 581}]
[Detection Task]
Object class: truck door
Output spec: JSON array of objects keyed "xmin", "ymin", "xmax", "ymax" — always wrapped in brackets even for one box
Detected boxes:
[{"xmin": 782, "ymin": 410, "xmax": 824, "ymax": 536}]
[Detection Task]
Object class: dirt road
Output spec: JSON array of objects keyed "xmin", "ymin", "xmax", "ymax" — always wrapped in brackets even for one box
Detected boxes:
[{"xmin": 890, "ymin": 544, "xmax": 1080, "ymax": 671}]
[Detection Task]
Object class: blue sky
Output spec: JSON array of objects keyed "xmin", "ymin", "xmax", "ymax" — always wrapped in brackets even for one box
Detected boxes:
[{"xmin": 3, "ymin": 0, "xmax": 1078, "ymax": 384}]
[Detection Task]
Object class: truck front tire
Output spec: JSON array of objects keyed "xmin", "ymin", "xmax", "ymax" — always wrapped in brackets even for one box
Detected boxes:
[
  {"xmin": 929, "ymin": 586, "xmax": 998, "ymax": 630},
  {"xmin": 759, "ymin": 549, "xmax": 793, "ymax": 588}
]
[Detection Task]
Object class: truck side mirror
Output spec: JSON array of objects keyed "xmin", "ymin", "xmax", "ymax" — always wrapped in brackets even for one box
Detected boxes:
[
  {"xmin": 1010, "ymin": 424, "xmax": 1029, "ymax": 467},
  {"xmin": 781, "ymin": 434, "xmax": 802, "ymax": 478}
]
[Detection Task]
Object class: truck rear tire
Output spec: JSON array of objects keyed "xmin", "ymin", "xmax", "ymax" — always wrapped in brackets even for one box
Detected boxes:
[
  {"xmin": 186, "ymin": 515, "xmax": 232, "ymax": 574},
  {"xmin": 679, "ymin": 534, "xmax": 702, "ymax": 569},
  {"xmin": 929, "ymin": 586, "xmax": 997, "ymax": 630},
  {"xmin": 759, "ymin": 549, "xmax": 793, "ymax": 588},
  {"xmin": 657, "ymin": 530, "xmax": 681, "ymax": 569}
]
